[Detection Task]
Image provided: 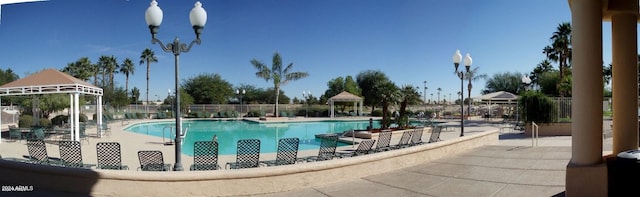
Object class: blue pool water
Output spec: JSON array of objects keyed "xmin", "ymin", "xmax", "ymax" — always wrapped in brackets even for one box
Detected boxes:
[{"xmin": 125, "ymin": 120, "xmax": 384, "ymax": 156}]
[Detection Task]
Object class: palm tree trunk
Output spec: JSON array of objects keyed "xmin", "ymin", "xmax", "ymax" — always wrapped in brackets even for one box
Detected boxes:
[
  {"xmin": 146, "ymin": 62, "xmax": 150, "ymax": 115},
  {"xmin": 274, "ymin": 87, "xmax": 280, "ymax": 117}
]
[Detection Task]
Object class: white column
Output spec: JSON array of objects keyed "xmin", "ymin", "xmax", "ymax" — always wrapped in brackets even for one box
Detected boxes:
[
  {"xmin": 570, "ymin": 0, "xmax": 603, "ymax": 165},
  {"xmin": 97, "ymin": 96, "xmax": 103, "ymax": 138},
  {"xmin": 74, "ymin": 93, "xmax": 80, "ymax": 142},
  {"xmin": 353, "ymin": 101, "xmax": 357, "ymax": 116},
  {"xmin": 69, "ymin": 94, "xmax": 75, "ymax": 141},
  {"xmin": 611, "ymin": 12, "xmax": 639, "ymax": 153}
]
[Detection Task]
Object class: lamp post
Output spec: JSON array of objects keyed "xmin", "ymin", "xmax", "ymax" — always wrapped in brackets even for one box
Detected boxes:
[
  {"xmin": 423, "ymin": 81, "xmax": 427, "ymax": 113},
  {"xmin": 521, "ymin": 75, "xmax": 532, "ymax": 91},
  {"xmin": 236, "ymin": 89, "xmax": 245, "ymax": 116},
  {"xmin": 302, "ymin": 90, "xmax": 311, "ymax": 117},
  {"xmin": 453, "ymin": 49, "xmax": 472, "ymax": 137},
  {"xmin": 145, "ymin": 0, "xmax": 207, "ymax": 171}
]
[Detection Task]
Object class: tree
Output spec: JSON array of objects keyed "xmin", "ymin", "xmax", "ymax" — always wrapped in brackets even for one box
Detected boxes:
[
  {"xmin": 543, "ymin": 22, "xmax": 572, "ymax": 96},
  {"xmin": 465, "ymin": 67, "xmax": 487, "ymax": 115},
  {"xmin": 140, "ymin": 48, "xmax": 158, "ymax": 113},
  {"xmin": 356, "ymin": 70, "xmax": 389, "ymax": 113},
  {"xmin": 0, "ymin": 68, "xmax": 20, "ymax": 105},
  {"xmin": 61, "ymin": 57, "xmax": 93, "ymax": 81},
  {"xmin": 130, "ymin": 87, "xmax": 141, "ymax": 104},
  {"xmin": 97, "ymin": 55, "xmax": 119, "ymax": 88},
  {"xmin": 530, "ymin": 60, "xmax": 555, "ymax": 86},
  {"xmin": 119, "ymin": 58, "xmax": 135, "ymax": 93},
  {"xmin": 375, "ymin": 80, "xmax": 399, "ymax": 129},
  {"xmin": 482, "ymin": 72, "xmax": 524, "ymax": 94},
  {"xmin": 322, "ymin": 75, "xmax": 362, "ymax": 113},
  {"xmin": 182, "ymin": 73, "xmax": 234, "ymax": 104},
  {"xmin": 437, "ymin": 88, "xmax": 442, "ymax": 104},
  {"xmin": 397, "ymin": 85, "xmax": 422, "ymax": 127},
  {"xmin": 251, "ymin": 52, "xmax": 309, "ymax": 117}
]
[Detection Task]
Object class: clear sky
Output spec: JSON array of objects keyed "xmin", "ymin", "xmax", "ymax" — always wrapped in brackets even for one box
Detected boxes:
[{"xmin": 0, "ymin": 0, "xmax": 610, "ymax": 103}]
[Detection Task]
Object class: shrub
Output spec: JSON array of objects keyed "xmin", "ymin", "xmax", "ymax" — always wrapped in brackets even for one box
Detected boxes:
[
  {"xmin": 79, "ymin": 113, "xmax": 88, "ymax": 122},
  {"xmin": 52, "ymin": 115, "xmax": 69, "ymax": 126},
  {"xmin": 519, "ymin": 91, "xmax": 558, "ymax": 123},
  {"xmin": 39, "ymin": 118, "xmax": 51, "ymax": 127},
  {"xmin": 371, "ymin": 110, "xmax": 383, "ymax": 117},
  {"xmin": 19, "ymin": 114, "xmax": 34, "ymax": 127}
]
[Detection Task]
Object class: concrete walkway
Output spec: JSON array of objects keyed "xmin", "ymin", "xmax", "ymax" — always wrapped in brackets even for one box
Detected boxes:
[{"xmin": 257, "ymin": 121, "xmax": 614, "ymax": 197}]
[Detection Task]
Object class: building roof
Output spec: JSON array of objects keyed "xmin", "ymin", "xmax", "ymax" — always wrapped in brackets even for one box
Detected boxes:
[{"xmin": 0, "ymin": 68, "xmax": 102, "ymax": 96}]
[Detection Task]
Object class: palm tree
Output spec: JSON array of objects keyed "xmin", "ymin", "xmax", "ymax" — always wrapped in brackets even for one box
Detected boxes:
[
  {"xmin": 97, "ymin": 55, "xmax": 118, "ymax": 88},
  {"xmin": 140, "ymin": 48, "xmax": 158, "ymax": 113},
  {"xmin": 251, "ymin": 52, "xmax": 309, "ymax": 117},
  {"xmin": 436, "ymin": 88, "xmax": 442, "ymax": 104},
  {"xmin": 465, "ymin": 67, "xmax": 487, "ymax": 116},
  {"xmin": 398, "ymin": 85, "xmax": 422, "ymax": 127},
  {"xmin": 120, "ymin": 58, "xmax": 135, "ymax": 94},
  {"xmin": 376, "ymin": 80, "xmax": 400, "ymax": 129},
  {"xmin": 544, "ymin": 22, "xmax": 571, "ymax": 96}
]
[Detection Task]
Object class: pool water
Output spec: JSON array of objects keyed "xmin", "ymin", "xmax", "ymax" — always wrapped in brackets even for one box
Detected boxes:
[{"xmin": 125, "ymin": 120, "xmax": 383, "ymax": 156}]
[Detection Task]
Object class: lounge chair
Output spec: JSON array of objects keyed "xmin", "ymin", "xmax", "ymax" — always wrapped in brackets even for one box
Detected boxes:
[
  {"xmin": 260, "ymin": 138, "xmax": 299, "ymax": 166},
  {"xmin": 190, "ymin": 141, "xmax": 220, "ymax": 171},
  {"xmin": 299, "ymin": 135, "xmax": 338, "ymax": 162},
  {"xmin": 428, "ymin": 126, "xmax": 443, "ymax": 143},
  {"xmin": 8, "ymin": 127, "xmax": 23, "ymax": 140},
  {"xmin": 392, "ymin": 129, "xmax": 413, "ymax": 149},
  {"xmin": 137, "ymin": 150, "xmax": 171, "ymax": 171},
  {"xmin": 26, "ymin": 139, "xmax": 61, "ymax": 165},
  {"xmin": 336, "ymin": 139, "xmax": 376, "ymax": 158},
  {"xmin": 409, "ymin": 127, "xmax": 425, "ymax": 146},
  {"xmin": 226, "ymin": 139, "xmax": 261, "ymax": 169},
  {"xmin": 59, "ymin": 140, "xmax": 94, "ymax": 168},
  {"xmin": 373, "ymin": 130, "xmax": 392, "ymax": 152},
  {"xmin": 96, "ymin": 142, "xmax": 129, "ymax": 170},
  {"xmin": 28, "ymin": 127, "xmax": 46, "ymax": 140}
]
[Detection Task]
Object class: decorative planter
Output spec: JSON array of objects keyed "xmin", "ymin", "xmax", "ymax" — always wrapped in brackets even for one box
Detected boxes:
[{"xmin": 524, "ymin": 122, "xmax": 572, "ymax": 136}]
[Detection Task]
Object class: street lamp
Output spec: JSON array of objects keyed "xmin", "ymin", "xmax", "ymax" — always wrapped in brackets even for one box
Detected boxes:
[
  {"xmin": 453, "ymin": 49, "xmax": 472, "ymax": 137},
  {"xmin": 521, "ymin": 75, "xmax": 532, "ymax": 91},
  {"xmin": 145, "ymin": 0, "xmax": 207, "ymax": 171},
  {"xmin": 302, "ymin": 90, "xmax": 311, "ymax": 117},
  {"xmin": 236, "ymin": 89, "xmax": 245, "ymax": 116}
]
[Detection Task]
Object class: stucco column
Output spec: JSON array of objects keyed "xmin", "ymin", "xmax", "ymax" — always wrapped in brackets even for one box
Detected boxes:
[
  {"xmin": 566, "ymin": 1, "xmax": 607, "ymax": 196},
  {"xmin": 571, "ymin": 0, "xmax": 603, "ymax": 165},
  {"xmin": 74, "ymin": 93, "xmax": 80, "ymax": 142},
  {"xmin": 611, "ymin": 12, "xmax": 639, "ymax": 154}
]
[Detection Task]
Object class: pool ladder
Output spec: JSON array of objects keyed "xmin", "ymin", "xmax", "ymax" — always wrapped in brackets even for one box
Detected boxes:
[{"xmin": 162, "ymin": 126, "xmax": 188, "ymax": 145}]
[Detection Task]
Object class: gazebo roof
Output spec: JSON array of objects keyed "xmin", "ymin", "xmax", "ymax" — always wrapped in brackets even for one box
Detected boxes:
[
  {"xmin": 328, "ymin": 91, "xmax": 363, "ymax": 102},
  {"xmin": 473, "ymin": 91, "xmax": 518, "ymax": 101},
  {"xmin": 0, "ymin": 69, "xmax": 102, "ymax": 96}
]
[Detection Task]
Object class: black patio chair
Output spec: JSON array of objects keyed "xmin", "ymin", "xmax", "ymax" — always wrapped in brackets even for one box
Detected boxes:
[
  {"xmin": 26, "ymin": 139, "xmax": 61, "ymax": 165},
  {"xmin": 260, "ymin": 137, "xmax": 299, "ymax": 166},
  {"xmin": 190, "ymin": 141, "xmax": 220, "ymax": 171},
  {"xmin": 96, "ymin": 142, "xmax": 129, "ymax": 170},
  {"xmin": 336, "ymin": 139, "xmax": 376, "ymax": 158},
  {"xmin": 226, "ymin": 139, "xmax": 261, "ymax": 169},
  {"xmin": 59, "ymin": 140, "xmax": 94, "ymax": 168},
  {"xmin": 137, "ymin": 150, "xmax": 171, "ymax": 171},
  {"xmin": 409, "ymin": 127, "xmax": 425, "ymax": 146},
  {"xmin": 428, "ymin": 126, "xmax": 443, "ymax": 143},
  {"xmin": 392, "ymin": 129, "xmax": 413, "ymax": 149},
  {"xmin": 373, "ymin": 130, "xmax": 392, "ymax": 152},
  {"xmin": 299, "ymin": 135, "xmax": 338, "ymax": 162}
]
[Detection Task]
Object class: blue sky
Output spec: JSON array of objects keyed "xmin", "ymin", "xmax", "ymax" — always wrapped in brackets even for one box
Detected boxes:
[{"xmin": 0, "ymin": 0, "xmax": 608, "ymax": 103}]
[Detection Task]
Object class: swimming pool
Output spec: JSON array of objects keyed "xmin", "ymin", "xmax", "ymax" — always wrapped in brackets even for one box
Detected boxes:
[{"xmin": 125, "ymin": 120, "xmax": 384, "ymax": 156}]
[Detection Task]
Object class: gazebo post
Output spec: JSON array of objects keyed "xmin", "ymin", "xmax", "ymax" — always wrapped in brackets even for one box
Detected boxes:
[
  {"xmin": 74, "ymin": 93, "xmax": 80, "ymax": 142},
  {"xmin": 69, "ymin": 94, "xmax": 75, "ymax": 141},
  {"xmin": 97, "ymin": 96, "xmax": 103, "ymax": 138},
  {"xmin": 0, "ymin": 96, "xmax": 2, "ymax": 144}
]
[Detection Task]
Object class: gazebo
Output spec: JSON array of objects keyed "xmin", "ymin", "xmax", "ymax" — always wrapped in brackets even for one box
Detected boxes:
[
  {"xmin": 472, "ymin": 91, "xmax": 519, "ymax": 118},
  {"xmin": 328, "ymin": 91, "xmax": 363, "ymax": 118},
  {"xmin": 0, "ymin": 69, "xmax": 104, "ymax": 143}
]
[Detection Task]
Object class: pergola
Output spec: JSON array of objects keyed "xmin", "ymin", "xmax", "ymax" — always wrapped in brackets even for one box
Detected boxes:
[
  {"xmin": 328, "ymin": 91, "xmax": 363, "ymax": 118},
  {"xmin": 0, "ymin": 69, "xmax": 104, "ymax": 143}
]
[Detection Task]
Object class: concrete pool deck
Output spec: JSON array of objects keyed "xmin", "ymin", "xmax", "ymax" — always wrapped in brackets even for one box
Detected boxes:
[{"xmin": 0, "ymin": 117, "xmax": 612, "ymax": 196}]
